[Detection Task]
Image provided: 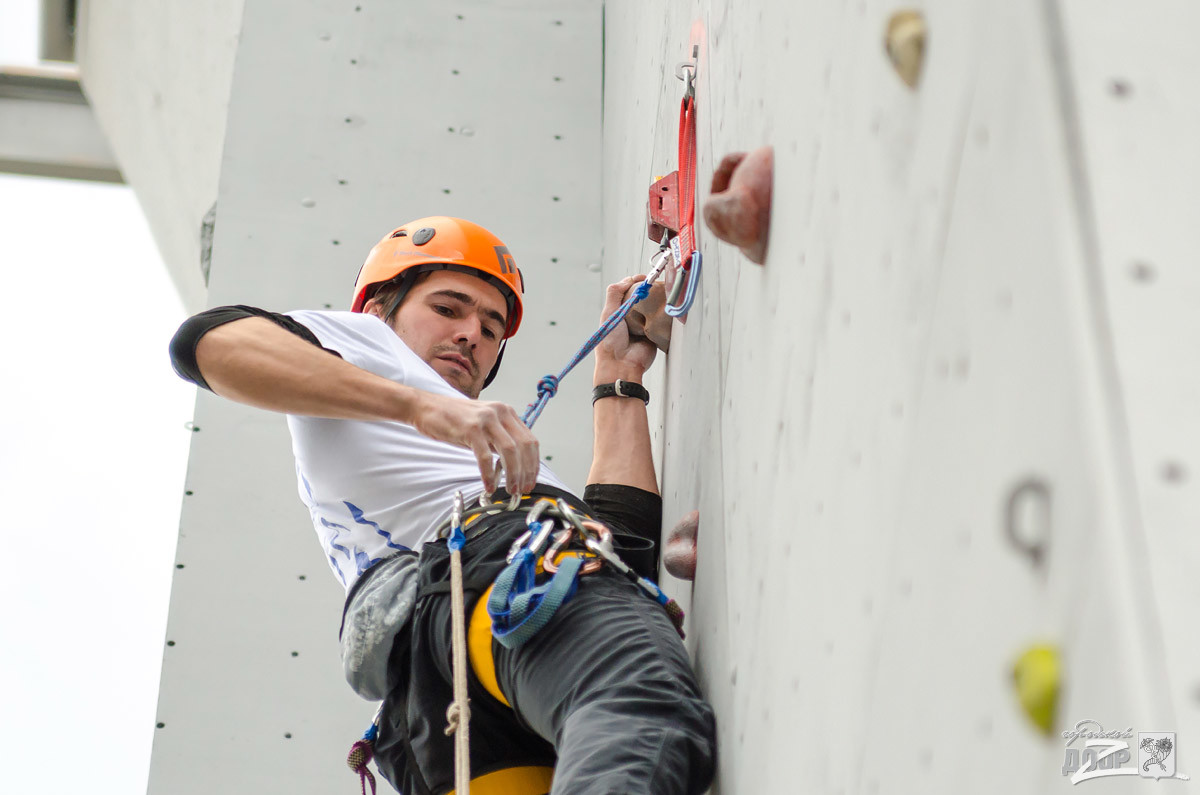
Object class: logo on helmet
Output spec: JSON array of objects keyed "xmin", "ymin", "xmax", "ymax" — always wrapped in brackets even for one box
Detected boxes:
[{"xmin": 494, "ymin": 246, "xmax": 516, "ymax": 275}]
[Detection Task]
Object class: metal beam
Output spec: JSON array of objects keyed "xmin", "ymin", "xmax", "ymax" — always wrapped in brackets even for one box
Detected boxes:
[
  {"xmin": 40, "ymin": 0, "xmax": 78, "ymax": 63},
  {"xmin": 0, "ymin": 66, "xmax": 122, "ymax": 183}
]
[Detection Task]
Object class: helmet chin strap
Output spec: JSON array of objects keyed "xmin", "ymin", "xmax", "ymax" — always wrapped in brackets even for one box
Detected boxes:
[
  {"xmin": 380, "ymin": 271, "xmax": 420, "ymax": 324},
  {"xmin": 482, "ymin": 341, "xmax": 505, "ymax": 390}
]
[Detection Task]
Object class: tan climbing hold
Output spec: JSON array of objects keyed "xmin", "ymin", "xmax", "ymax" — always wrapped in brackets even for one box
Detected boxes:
[
  {"xmin": 885, "ymin": 10, "xmax": 927, "ymax": 89},
  {"xmin": 702, "ymin": 146, "xmax": 773, "ymax": 265},
  {"xmin": 664, "ymin": 510, "xmax": 699, "ymax": 581}
]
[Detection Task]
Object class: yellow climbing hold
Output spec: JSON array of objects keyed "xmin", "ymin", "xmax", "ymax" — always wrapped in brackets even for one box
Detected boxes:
[
  {"xmin": 1012, "ymin": 643, "xmax": 1061, "ymax": 736},
  {"xmin": 885, "ymin": 10, "xmax": 927, "ymax": 89}
]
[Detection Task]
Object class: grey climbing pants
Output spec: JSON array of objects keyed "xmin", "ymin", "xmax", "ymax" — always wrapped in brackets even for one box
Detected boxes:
[{"xmin": 371, "ymin": 488, "xmax": 717, "ymax": 795}]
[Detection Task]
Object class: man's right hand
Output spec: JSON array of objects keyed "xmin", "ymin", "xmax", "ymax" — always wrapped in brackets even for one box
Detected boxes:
[{"xmin": 412, "ymin": 391, "xmax": 540, "ymax": 497}]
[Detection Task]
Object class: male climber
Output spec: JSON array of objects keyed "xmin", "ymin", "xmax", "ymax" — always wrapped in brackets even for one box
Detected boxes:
[{"xmin": 169, "ymin": 216, "xmax": 715, "ymax": 795}]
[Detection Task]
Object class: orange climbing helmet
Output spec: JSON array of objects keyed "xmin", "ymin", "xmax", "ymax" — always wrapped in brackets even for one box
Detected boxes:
[{"xmin": 351, "ymin": 216, "xmax": 525, "ymax": 337}]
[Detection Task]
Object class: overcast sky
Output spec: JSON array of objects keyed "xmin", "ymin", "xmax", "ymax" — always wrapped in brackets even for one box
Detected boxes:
[{"xmin": 1, "ymin": 3, "xmax": 195, "ymax": 792}]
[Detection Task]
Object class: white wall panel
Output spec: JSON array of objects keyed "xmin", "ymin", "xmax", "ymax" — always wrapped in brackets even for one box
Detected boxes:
[
  {"xmin": 149, "ymin": 2, "xmax": 602, "ymax": 793},
  {"xmin": 1057, "ymin": 0, "xmax": 1200, "ymax": 738},
  {"xmin": 77, "ymin": 0, "xmax": 245, "ymax": 312}
]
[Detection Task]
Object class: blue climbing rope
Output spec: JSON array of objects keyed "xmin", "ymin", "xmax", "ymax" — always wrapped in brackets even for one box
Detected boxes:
[{"xmin": 521, "ymin": 262, "xmax": 665, "ymax": 428}]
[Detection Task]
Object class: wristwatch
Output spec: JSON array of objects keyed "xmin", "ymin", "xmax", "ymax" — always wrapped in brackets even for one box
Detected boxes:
[{"xmin": 592, "ymin": 380, "xmax": 650, "ymax": 405}]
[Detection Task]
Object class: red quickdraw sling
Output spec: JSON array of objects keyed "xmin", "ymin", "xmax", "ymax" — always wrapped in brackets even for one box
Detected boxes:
[
  {"xmin": 674, "ymin": 70, "xmax": 698, "ymax": 273},
  {"xmin": 647, "ymin": 48, "xmax": 702, "ymax": 318}
]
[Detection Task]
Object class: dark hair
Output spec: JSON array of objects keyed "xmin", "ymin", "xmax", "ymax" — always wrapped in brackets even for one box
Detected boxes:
[{"xmin": 370, "ymin": 271, "xmax": 433, "ymax": 323}]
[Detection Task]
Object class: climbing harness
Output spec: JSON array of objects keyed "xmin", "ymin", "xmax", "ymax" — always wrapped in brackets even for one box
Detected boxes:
[
  {"xmin": 488, "ymin": 498, "xmax": 685, "ymax": 648},
  {"xmin": 345, "ymin": 491, "xmax": 683, "ymax": 792},
  {"xmin": 486, "ymin": 499, "xmax": 589, "ymax": 649}
]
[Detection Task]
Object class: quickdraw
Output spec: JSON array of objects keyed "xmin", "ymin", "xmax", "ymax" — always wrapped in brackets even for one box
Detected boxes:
[
  {"xmin": 518, "ymin": 46, "xmax": 702, "ymax": 429},
  {"xmin": 487, "ymin": 499, "xmax": 587, "ymax": 649},
  {"xmin": 648, "ymin": 47, "xmax": 701, "ymax": 319}
]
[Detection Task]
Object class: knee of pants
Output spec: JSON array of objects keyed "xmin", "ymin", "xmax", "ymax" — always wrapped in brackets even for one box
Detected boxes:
[{"xmin": 554, "ymin": 702, "xmax": 716, "ymax": 795}]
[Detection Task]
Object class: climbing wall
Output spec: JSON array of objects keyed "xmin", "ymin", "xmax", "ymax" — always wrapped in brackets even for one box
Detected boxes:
[{"xmin": 603, "ymin": 0, "xmax": 1200, "ymax": 792}]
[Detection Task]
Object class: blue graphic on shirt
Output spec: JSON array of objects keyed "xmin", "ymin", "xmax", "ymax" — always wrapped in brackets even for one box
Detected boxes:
[
  {"xmin": 320, "ymin": 517, "xmax": 376, "ymax": 578},
  {"xmin": 327, "ymin": 555, "xmax": 347, "ymax": 586},
  {"xmin": 344, "ymin": 501, "xmax": 411, "ymax": 551}
]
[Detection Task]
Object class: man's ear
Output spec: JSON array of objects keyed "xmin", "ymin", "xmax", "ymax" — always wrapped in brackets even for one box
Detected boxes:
[{"xmin": 362, "ymin": 296, "xmax": 385, "ymax": 320}]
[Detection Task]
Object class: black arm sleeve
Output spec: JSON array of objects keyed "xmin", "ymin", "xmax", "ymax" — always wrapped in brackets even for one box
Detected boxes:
[
  {"xmin": 168, "ymin": 304, "xmax": 342, "ymax": 392},
  {"xmin": 583, "ymin": 483, "xmax": 663, "ymax": 578}
]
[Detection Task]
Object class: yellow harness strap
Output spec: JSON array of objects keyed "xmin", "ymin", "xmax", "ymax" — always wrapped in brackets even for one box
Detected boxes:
[
  {"xmin": 468, "ymin": 584, "xmax": 509, "ymax": 707},
  {"xmin": 442, "ymin": 765, "xmax": 554, "ymax": 795},
  {"xmin": 468, "ymin": 548, "xmax": 598, "ymax": 709},
  {"xmin": 463, "ymin": 516, "xmax": 598, "ymax": 794}
]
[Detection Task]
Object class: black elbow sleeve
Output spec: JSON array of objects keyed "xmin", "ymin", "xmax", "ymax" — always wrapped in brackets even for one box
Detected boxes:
[
  {"xmin": 168, "ymin": 305, "xmax": 332, "ymax": 392},
  {"xmin": 583, "ymin": 484, "xmax": 663, "ymax": 578}
]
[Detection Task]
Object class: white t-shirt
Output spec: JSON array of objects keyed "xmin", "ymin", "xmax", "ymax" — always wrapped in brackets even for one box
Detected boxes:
[{"xmin": 284, "ymin": 310, "xmax": 570, "ymax": 591}]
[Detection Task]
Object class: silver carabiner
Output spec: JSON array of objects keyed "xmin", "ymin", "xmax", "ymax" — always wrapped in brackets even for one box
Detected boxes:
[
  {"xmin": 646, "ymin": 247, "xmax": 672, "ymax": 285},
  {"xmin": 506, "ymin": 529, "xmax": 533, "ymax": 563},
  {"xmin": 526, "ymin": 498, "xmax": 554, "ymax": 528},
  {"xmin": 675, "ymin": 45, "xmax": 698, "ymax": 98},
  {"xmin": 528, "ymin": 519, "xmax": 557, "ymax": 557},
  {"xmin": 479, "ymin": 462, "xmax": 522, "ymax": 511},
  {"xmin": 554, "ymin": 499, "xmax": 590, "ymax": 540},
  {"xmin": 584, "ymin": 533, "xmax": 631, "ymax": 576}
]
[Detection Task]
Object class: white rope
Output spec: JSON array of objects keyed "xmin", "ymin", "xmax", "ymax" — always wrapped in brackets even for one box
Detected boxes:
[{"xmin": 444, "ymin": 545, "xmax": 471, "ymax": 794}]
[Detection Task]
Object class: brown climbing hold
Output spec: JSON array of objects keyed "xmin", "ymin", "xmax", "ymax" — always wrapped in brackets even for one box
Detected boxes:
[
  {"xmin": 663, "ymin": 510, "xmax": 699, "ymax": 581},
  {"xmin": 622, "ymin": 280, "xmax": 672, "ymax": 353},
  {"xmin": 885, "ymin": 10, "xmax": 926, "ymax": 89},
  {"xmin": 702, "ymin": 147, "xmax": 773, "ymax": 265}
]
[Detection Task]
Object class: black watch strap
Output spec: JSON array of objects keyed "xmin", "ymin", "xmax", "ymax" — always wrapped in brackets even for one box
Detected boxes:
[{"xmin": 592, "ymin": 380, "xmax": 649, "ymax": 405}]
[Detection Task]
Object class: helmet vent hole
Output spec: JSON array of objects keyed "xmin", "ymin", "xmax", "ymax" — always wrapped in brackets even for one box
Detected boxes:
[{"xmin": 391, "ymin": 230, "xmax": 407, "ymax": 238}]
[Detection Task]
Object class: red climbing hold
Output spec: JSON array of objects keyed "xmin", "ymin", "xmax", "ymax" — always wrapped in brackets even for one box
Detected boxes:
[
  {"xmin": 702, "ymin": 146, "xmax": 774, "ymax": 265},
  {"xmin": 664, "ymin": 510, "xmax": 699, "ymax": 581}
]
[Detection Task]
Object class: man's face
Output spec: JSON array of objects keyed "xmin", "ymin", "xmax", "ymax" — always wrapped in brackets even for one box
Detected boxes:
[{"xmin": 369, "ymin": 270, "xmax": 508, "ymax": 398}]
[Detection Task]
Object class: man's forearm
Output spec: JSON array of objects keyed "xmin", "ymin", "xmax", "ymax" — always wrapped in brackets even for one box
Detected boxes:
[
  {"xmin": 195, "ymin": 317, "xmax": 424, "ymax": 423},
  {"xmin": 586, "ymin": 362, "xmax": 658, "ymax": 493}
]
